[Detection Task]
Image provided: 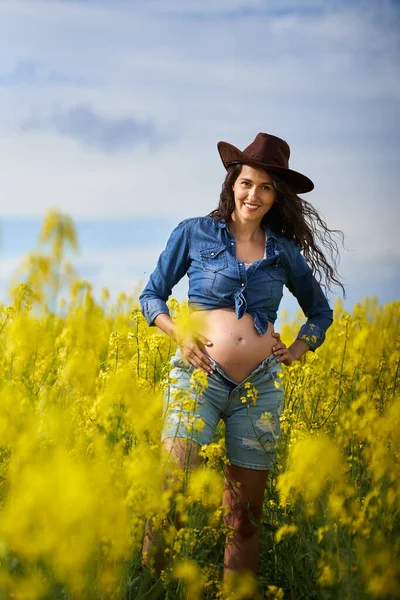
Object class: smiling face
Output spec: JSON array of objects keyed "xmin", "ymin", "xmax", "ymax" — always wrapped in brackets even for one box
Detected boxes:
[{"xmin": 231, "ymin": 164, "xmax": 277, "ymax": 225}]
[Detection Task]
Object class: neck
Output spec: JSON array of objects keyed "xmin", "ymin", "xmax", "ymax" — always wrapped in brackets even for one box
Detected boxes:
[{"xmin": 228, "ymin": 214, "xmax": 264, "ymax": 242}]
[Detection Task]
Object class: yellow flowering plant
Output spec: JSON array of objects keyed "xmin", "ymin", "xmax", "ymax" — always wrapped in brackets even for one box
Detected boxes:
[{"xmin": 0, "ymin": 212, "xmax": 399, "ymax": 599}]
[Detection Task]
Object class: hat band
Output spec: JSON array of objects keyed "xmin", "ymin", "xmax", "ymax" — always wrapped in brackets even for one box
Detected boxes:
[{"xmin": 227, "ymin": 157, "xmax": 284, "ymax": 168}]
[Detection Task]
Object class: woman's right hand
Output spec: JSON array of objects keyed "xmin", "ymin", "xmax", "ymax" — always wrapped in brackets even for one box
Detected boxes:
[
  {"xmin": 178, "ymin": 332, "xmax": 214, "ymax": 375},
  {"xmin": 153, "ymin": 313, "xmax": 214, "ymax": 375}
]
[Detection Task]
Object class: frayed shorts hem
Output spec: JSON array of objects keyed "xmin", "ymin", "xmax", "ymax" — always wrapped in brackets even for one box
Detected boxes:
[
  {"xmin": 159, "ymin": 434, "xmax": 275, "ymax": 471},
  {"xmin": 226, "ymin": 458, "xmax": 275, "ymax": 471},
  {"xmin": 160, "ymin": 433, "xmax": 202, "ymax": 445},
  {"xmin": 160, "ymin": 435, "xmax": 275, "ymax": 471}
]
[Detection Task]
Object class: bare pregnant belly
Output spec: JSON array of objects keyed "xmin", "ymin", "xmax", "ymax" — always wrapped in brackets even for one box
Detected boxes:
[{"xmin": 190, "ymin": 308, "xmax": 276, "ymax": 383}]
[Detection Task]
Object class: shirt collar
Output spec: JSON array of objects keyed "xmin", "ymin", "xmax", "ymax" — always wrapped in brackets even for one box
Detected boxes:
[
  {"xmin": 215, "ymin": 219, "xmax": 228, "ymax": 229},
  {"xmin": 216, "ymin": 218, "xmax": 279, "ymax": 241}
]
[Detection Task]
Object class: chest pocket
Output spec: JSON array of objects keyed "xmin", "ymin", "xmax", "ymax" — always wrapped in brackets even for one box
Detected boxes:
[
  {"xmin": 260, "ymin": 258, "xmax": 288, "ymax": 302},
  {"xmin": 262, "ymin": 257, "xmax": 287, "ymax": 279},
  {"xmin": 200, "ymin": 246, "xmax": 228, "ymax": 272}
]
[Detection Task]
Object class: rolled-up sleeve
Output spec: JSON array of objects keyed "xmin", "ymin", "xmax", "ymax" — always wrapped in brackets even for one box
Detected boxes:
[
  {"xmin": 286, "ymin": 245, "xmax": 333, "ymax": 351},
  {"xmin": 139, "ymin": 220, "xmax": 190, "ymax": 327}
]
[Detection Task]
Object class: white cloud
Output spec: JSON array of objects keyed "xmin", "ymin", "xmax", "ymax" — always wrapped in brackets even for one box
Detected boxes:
[{"xmin": 0, "ymin": 0, "xmax": 399, "ymax": 294}]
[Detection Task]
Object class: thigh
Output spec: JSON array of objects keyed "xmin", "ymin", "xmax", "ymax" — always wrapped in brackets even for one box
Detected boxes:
[
  {"xmin": 225, "ymin": 367, "xmax": 284, "ymax": 471},
  {"xmin": 162, "ymin": 436, "xmax": 203, "ymax": 472}
]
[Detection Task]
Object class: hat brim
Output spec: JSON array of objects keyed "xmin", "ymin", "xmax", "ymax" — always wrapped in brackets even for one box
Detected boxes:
[{"xmin": 217, "ymin": 141, "xmax": 314, "ymax": 194}]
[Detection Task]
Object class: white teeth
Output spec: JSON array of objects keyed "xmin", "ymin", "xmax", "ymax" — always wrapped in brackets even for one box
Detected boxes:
[{"xmin": 244, "ymin": 203, "xmax": 259, "ymax": 208}]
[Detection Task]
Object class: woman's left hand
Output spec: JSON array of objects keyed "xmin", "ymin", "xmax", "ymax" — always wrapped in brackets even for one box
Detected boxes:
[{"xmin": 271, "ymin": 331, "xmax": 296, "ymax": 366}]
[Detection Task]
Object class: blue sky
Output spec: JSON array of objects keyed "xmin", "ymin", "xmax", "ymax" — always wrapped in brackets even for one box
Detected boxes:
[{"xmin": 0, "ymin": 0, "xmax": 399, "ymax": 319}]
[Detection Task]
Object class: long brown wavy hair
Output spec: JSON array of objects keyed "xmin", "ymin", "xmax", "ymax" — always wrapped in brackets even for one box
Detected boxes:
[{"xmin": 208, "ymin": 163, "xmax": 345, "ymax": 295}]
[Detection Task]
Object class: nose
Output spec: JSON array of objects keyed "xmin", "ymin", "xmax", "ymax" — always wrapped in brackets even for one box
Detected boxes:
[{"xmin": 247, "ymin": 186, "xmax": 258, "ymax": 202}]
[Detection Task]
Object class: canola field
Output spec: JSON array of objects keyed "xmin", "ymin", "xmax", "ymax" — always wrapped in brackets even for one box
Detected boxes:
[{"xmin": 0, "ymin": 213, "xmax": 399, "ymax": 599}]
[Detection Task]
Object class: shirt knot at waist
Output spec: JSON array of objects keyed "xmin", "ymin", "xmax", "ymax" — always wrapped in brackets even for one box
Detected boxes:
[
  {"xmin": 252, "ymin": 311, "xmax": 271, "ymax": 335},
  {"xmin": 234, "ymin": 289, "xmax": 247, "ymax": 319}
]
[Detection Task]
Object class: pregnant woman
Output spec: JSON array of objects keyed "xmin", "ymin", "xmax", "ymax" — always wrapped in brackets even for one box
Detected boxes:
[{"xmin": 139, "ymin": 132, "xmax": 342, "ymax": 583}]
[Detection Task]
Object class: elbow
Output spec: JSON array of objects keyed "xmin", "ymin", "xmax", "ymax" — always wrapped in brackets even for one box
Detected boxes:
[
  {"xmin": 138, "ymin": 291, "xmax": 148, "ymax": 315},
  {"xmin": 311, "ymin": 295, "xmax": 333, "ymax": 329},
  {"xmin": 313, "ymin": 307, "xmax": 333, "ymax": 336},
  {"xmin": 138, "ymin": 291, "xmax": 149, "ymax": 321}
]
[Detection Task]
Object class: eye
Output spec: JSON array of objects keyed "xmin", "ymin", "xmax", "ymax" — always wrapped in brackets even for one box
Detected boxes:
[
  {"xmin": 241, "ymin": 181, "xmax": 251, "ymax": 187},
  {"xmin": 261, "ymin": 185, "xmax": 272, "ymax": 191}
]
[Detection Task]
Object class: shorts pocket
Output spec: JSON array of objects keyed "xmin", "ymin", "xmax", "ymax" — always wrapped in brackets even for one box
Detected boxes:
[{"xmin": 270, "ymin": 357, "xmax": 283, "ymax": 380}]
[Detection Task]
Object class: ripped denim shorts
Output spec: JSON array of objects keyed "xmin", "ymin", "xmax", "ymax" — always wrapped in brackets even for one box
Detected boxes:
[{"xmin": 161, "ymin": 349, "xmax": 285, "ymax": 471}]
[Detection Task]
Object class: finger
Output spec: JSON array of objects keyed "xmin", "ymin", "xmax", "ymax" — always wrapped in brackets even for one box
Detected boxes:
[
  {"xmin": 272, "ymin": 331, "xmax": 281, "ymax": 338},
  {"xmin": 276, "ymin": 350, "xmax": 290, "ymax": 363},
  {"xmin": 193, "ymin": 350, "xmax": 214, "ymax": 374},
  {"xmin": 274, "ymin": 346, "xmax": 288, "ymax": 358},
  {"xmin": 182, "ymin": 357, "xmax": 192, "ymax": 368},
  {"xmin": 199, "ymin": 354, "xmax": 214, "ymax": 373},
  {"xmin": 185, "ymin": 341, "xmax": 214, "ymax": 373},
  {"xmin": 191, "ymin": 361, "xmax": 213, "ymax": 375},
  {"xmin": 272, "ymin": 342, "xmax": 286, "ymax": 353},
  {"xmin": 191, "ymin": 359, "xmax": 214, "ymax": 375},
  {"xmin": 183, "ymin": 341, "xmax": 203, "ymax": 358},
  {"xmin": 274, "ymin": 346, "xmax": 288, "ymax": 356},
  {"xmin": 197, "ymin": 333, "xmax": 213, "ymax": 347},
  {"xmin": 182, "ymin": 347, "xmax": 200, "ymax": 367}
]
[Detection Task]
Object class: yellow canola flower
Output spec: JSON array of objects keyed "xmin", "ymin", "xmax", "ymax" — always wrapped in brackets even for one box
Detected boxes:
[
  {"xmin": 1, "ymin": 210, "xmax": 400, "ymax": 600},
  {"xmin": 1, "ymin": 445, "xmax": 131, "ymax": 594},
  {"xmin": 190, "ymin": 368, "xmax": 209, "ymax": 394},
  {"xmin": 267, "ymin": 585, "xmax": 285, "ymax": 599},
  {"xmin": 276, "ymin": 434, "xmax": 350, "ymax": 506},
  {"xmin": 125, "ymin": 446, "xmax": 171, "ymax": 520},
  {"xmin": 275, "ymin": 524, "xmax": 299, "ymax": 544},
  {"xmin": 240, "ymin": 382, "xmax": 258, "ymax": 405},
  {"xmin": 6, "ymin": 570, "xmax": 49, "ymax": 600},
  {"xmin": 188, "ymin": 467, "xmax": 224, "ymax": 508},
  {"xmin": 173, "ymin": 559, "xmax": 205, "ymax": 600},
  {"xmin": 358, "ymin": 535, "xmax": 400, "ymax": 598},
  {"xmin": 200, "ymin": 441, "xmax": 230, "ymax": 467},
  {"xmin": 317, "ymin": 563, "xmax": 335, "ymax": 587},
  {"xmin": 221, "ymin": 570, "xmax": 258, "ymax": 599}
]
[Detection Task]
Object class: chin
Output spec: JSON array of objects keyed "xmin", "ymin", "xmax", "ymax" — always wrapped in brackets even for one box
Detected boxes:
[{"xmin": 241, "ymin": 209, "xmax": 263, "ymax": 220}]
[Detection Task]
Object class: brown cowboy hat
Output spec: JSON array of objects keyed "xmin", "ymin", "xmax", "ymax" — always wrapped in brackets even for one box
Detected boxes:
[{"xmin": 217, "ymin": 132, "xmax": 314, "ymax": 193}]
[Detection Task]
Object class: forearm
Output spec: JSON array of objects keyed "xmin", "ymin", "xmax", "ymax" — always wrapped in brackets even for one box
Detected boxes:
[{"xmin": 154, "ymin": 313, "xmax": 179, "ymax": 342}]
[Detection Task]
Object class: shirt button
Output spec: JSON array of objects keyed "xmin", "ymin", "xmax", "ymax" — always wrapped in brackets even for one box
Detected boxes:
[
  {"xmin": 241, "ymin": 283, "xmax": 245, "ymax": 286},
  {"xmin": 240, "ymin": 263, "xmax": 244, "ymax": 266},
  {"xmin": 211, "ymin": 252, "xmax": 214, "ymax": 256},
  {"xmin": 231, "ymin": 241, "xmax": 234, "ymax": 245}
]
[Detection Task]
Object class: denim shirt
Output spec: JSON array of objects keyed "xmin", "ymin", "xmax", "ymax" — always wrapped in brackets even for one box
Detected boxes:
[{"xmin": 139, "ymin": 216, "xmax": 333, "ymax": 351}]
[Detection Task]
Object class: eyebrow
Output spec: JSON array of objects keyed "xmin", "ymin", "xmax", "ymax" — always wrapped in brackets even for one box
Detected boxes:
[{"xmin": 239, "ymin": 177, "xmax": 273, "ymax": 186}]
